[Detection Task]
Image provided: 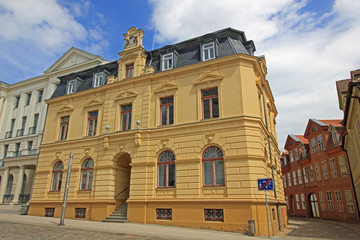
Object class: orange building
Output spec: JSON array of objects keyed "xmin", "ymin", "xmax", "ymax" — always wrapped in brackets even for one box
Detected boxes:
[{"xmin": 282, "ymin": 119, "xmax": 358, "ymax": 222}]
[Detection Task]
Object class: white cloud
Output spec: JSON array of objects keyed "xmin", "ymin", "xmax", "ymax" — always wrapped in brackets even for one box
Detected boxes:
[{"xmin": 149, "ymin": 0, "xmax": 360, "ymax": 149}]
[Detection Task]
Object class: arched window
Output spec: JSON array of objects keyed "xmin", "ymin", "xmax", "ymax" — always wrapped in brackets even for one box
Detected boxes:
[
  {"xmin": 158, "ymin": 151, "xmax": 175, "ymax": 187},
  {"xmin": 80, "ymin": 159, "xmax": 94, "ymax": 190},
  {"xmin": 203, "ymin": 146, "xmax": 224, "ymax": 186},
  {"xmin": 51, "ymin": 161, "xmax": 63, "ymax": 191}
]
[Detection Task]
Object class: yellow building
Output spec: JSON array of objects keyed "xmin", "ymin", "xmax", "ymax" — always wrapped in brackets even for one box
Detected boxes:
[
  {"xmin": 339, "ymin": 69, "xmax": 360, "ymax": 217},
  {"xmin": 28, "ymin": 27, "xmax": 286, "ymax": 236}
]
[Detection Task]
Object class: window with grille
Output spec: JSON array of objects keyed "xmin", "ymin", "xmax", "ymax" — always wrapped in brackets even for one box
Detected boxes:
[
  {"xmin": 203, "ymin": 146, "xmax": 224, "ymax": 186},
  {"xmin": 311, "ymin": 138, "xmax": 317, "ymax": 153},
  {"xmin": 344, "ymin": 190, "xmax": 355, "ymax": 213},
  {"xmin": 156, "ymin": 209, "xmax": 172, "ymax": 220},
  {"xmin": 87, "ymin": 111, "xmax": 98, "ymax": 136},
  {"xmin": 80, "ymin": 159, "xmax": 94, "ymax": 190},
  {"xmin": 45, "ymin": 208, "xmax": 55, "ymax": 217},
  {"xmin": 335, "ymin": 191, "xmax": 344, "ymax": 212},
  {"xmin": 204, "ymin": 209, "xmax": 223, "ymax": 221},
  {"xmin": 158, "ymin": 151, "xmax": 175, "ymax": 188},
  {"xmin": 160, "ymin": 96, "xmax": 174, "ymax": 125},
  {"xmin": 51, "ymin": 161, "xmax": 63, "ymax": 191},
  {"xmin": 327, "ymin": 191, "xmax": 334, "ymax": 211},
  {"xmin": 202, "ymin": 42, "xmax": 216, "ymax": 61},
  {"xmin": 202, "ymin": 88, "xmax": 219, "ymax": 119},
  {"xmin": 75, "ymin": 208, "xmax": 86, "ymax": 218},
  {"xmin": 317, "ymin": 135, "xmax": 324, "ymax": 150},
  {"xmin": 162, "ymin": 53, "xmax": 174, "ymax": 71}
]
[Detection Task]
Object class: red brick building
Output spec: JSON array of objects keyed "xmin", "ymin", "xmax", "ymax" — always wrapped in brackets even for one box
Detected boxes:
[{"xmin": 281, "ymin": 119, "xmax": 359, "ymax": 222}]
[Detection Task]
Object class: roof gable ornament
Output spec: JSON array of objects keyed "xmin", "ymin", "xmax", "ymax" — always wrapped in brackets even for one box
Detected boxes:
[
  {"xmin": 123, "ymin": 27, "xmax": 144, "ymax": 51},
  {"xmin": 84, "ymin": 96, "xmax": 102, "ymax": 109},
  {"xmin": 57, "ymin": 101, "xmax": 74, "ymax": 114}
]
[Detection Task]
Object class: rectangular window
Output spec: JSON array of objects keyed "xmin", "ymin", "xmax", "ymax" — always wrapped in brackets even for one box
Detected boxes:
[
  {"xmin": 93, "ymin": 73, "xmax": 103, "ymax": 87},
  {"xmin": 335, "ymin": 191, "xmax": 344, "ymax": 212},
  {"xmin": 38, "ymin": 90, "xmax": 43, "ymax": 103},
  {"xmin": 319, "ymin": 192, "xmax": 326, "ymax": 211},
  {"xmin": 121, "ymin": 105, "xmax": 132, "ymax": 131},
  {"xmin": 15, "ymin": 143, "xmax": 21, "ymax": 157},
  {"xmin": 317, "ymin": 135, "xmax": 324, "ymax": 150},
  {"xmin": 6, "ymin": 118, "xmax": 16, "ymax": 138},
  {"xmin": 311, "ymin": 138, "xmax": 317, "ymax": 153},
  {"xmin": 67, "ymin": 80, "xmax": 76, "ymax": 94},
  {"xmin": 344, "ymin": 190, "xmax": 355, "ymax": 213},
  {"xmin": 295, "ymin": 194, "xmax": 300, "ymax": 210},
  {"xmin": 294, "ymin": 148, "xmax": 299, "ymax": 161},
  {"xmin": 283, "ymin": 175, "xmax": 287, "ymax": 188},
  {"xmin": 286, "ymin": 196, "xmax": 289, "ymax": 210},
  {"xmin": 290, "ymin": 151, "xmax": 294, "ymax": 162},
  {"xmin": 3, "ymin": 144, "xmax": 8, "ymax": 159},
  {"xmin": 26, "ymin": 93, "xmax": 31, "ymax": 105},
  {"xmin": 309, "ymin": 165, "xmax": 315, "ymax": 182},
  {"xmin": 27, "ymin": 141, "xmax": 33, "ymax": 152},
  {"xmin": 202, "ymin": 42, "xmax": 215, "ymax": 61},
  {"xmin": 322, "ymin": 160, "xmax": 329, "ymax": 179},
  {"xmin": 329, "ymin": 158, "xmax": 338, "ymax": 178},
  {"xmin": 87, "ymin": 111, "xmax": 98, "ymax": 136},
  {"xmin": 29, "ymin": 113, "xmax": 39, "ymax": 135},
  {"xmin": 338, "ymin": 155, "xmax": 348, "ymax": 177},
  {"xmin": 287, "ymin": 173, "xmax": 292, "ymax": 187},
  {"xmin": 14, "ymin": 96, "xmax": 20, "ymax": 108},
  {"xmin": 315, "ymin": 163, "xmax": 321, "ymax": 181},
  {"xmin": 45, "ymin": 208, "xmax": 55, "ymax": 217},
  {"xmin": 126, "ymin": 64, "xmax": 134, "ymax": 78},
  {"xmin": 75, "ymin": 208, "xmax": 86, "ymax": 218},
  {"xmin": 327, "ymin": 191, "xmax": 334, "ymax": 211},
  {"xmin": 156, "ymin": 209, "xmax": 172, "ymax": 220},
  {"xmin": 303, "ymin": 167, "xmax": 309, "ymax": 183},
  {"xmin": 160, "ymin": 96, "xmax": 174, "ymax": 125},
  {"xmin": 301, "ymin": 193, "xmax": 306, "ymax": 209},
  {"xmin": 202, "ymin": 88, "xmax": 219, "ymax": 119},
  {"xmin": 292, "ymin": 171, "xmax": 297, "ymax": 185},
  {"xmin": 59, "ymin": 116, "xmax": 69, "ymax": 140},
  {"xmin": 204, "ymin": 209, "xmax": 223, "ymax": 221},
  {"xmin": 297, "ymin": 169, "xmax": 302, "ymax": 184},
  {"xmin": 162, "ymin": 53, "xmax": 174, "ymax": 70},
  {"xmin": 332, "ymin": 131, "xmax": 339, "ymax": 144}
]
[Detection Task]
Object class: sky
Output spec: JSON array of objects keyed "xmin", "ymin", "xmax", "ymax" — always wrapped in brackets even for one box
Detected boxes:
[{"xmin": 1, "ymin": 0, "xmax": 360, "ymax": 149}]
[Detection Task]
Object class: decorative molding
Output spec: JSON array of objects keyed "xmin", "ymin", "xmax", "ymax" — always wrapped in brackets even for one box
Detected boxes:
[
  {"xmin": 84, "ymin": 96, "xmax": 102, "ymax": 109},
  {"xmin": 57, "ymin": 101, "xmax": 74, "ymax": 114},
  {"xmin": 194, "ymin": 71, "xmax": 224, "ymax": 86},
  {"xmin": 135, "ymin": 132, "xmax": 141, "ymax": 146},
  {"xmin": 114, "ymin": 90, "xmax": 138, "ymax": 102},
  {"xmin": 154, "ymin": 82, "xmax": 179, "ymax": 94},
  {"xmin": 103, "ymin": 137, "xmax": 109, "ymax": 150},
  {"xmin": 161, "ymin": 139, "xmax": 169, "ymax": 148}
]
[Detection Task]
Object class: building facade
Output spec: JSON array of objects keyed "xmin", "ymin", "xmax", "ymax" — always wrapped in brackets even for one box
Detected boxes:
[
  {"xmin": 0, "ymin": 48, "xmax": 107, "ymax": 207},
  {"xmin": 338, "ymin": 69, "xmax": 360, "ymax": 219},
  {"xmin": 282, "ymin": 119, "xmax": 359, "ymax": 222},
  {"xmin": 28, "ymin": 27, "xmax": 286, "ymax": 236}
]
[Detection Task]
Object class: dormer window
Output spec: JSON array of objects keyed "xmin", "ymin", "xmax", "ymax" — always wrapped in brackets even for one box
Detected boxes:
[
  {"xmin": 67, "ymin": 80, "xmax": 76, "ymax": 94},
  {"xmin": 162, "ymin": 53, "xmax": 174, "ymax": 71},
  {"xmin": 202, "ymin": 42, "xmax": 216, "ymax": 61},
  {"xmin": 93, "ymin": 73, "xmax": 103, "ymax": 88}
]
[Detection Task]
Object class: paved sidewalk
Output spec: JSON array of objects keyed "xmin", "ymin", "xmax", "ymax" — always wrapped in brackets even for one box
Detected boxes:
[{"xmin": 0, "ymin": 212, "xmax": 263, "ymax": 240}]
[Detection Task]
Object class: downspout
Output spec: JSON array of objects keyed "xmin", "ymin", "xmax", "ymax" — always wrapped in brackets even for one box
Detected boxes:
[{"xmin": 261, "ymin": 85, "xmax": 282, "ymax": 231}]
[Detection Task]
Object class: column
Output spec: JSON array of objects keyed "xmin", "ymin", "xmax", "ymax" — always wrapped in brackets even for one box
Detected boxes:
[
  {"xmin": 0, "ymin": 167, "xmax": 9, "ymax": 203},
  {"xmin": 12, "ymin": 166, "xmax": 25, "ymax": 204}
]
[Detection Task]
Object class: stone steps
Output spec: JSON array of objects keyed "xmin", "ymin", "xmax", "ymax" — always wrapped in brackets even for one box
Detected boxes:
[{"xmin": 102, "ymin": 203, "xmax": 128, "ymax": 223}]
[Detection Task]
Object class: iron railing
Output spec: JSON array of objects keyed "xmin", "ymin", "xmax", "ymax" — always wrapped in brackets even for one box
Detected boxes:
[
  {"xmin": 3, "ymin": 194, "xmax": 13, "ymax": 203},
  {"xmin": 5, "ymin": 131, "xmax": 13, "ymax": 139},
  {"xmin": 19, "ymin": 194, "xmax": 30, "ymax": 203},
  {"xmin": 28, "ymin": 126, "xmax": 36, "ymax": 135},
  {"xmin": 16, "ymin": 129, "xmax": 24, "ymax": 137}
]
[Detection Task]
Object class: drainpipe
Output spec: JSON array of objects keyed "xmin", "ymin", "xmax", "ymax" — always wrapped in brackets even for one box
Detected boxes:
[{"xmin": 261, "ymin": 85, "xmax": 282, "ymax": 231}]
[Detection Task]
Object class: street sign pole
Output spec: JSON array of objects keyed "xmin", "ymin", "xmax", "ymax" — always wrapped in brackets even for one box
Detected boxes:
[
  {"xmin": 59, "ymin": 152, "xmax": 73, "ymax": 226},
  {"xmin": 265, "ymin": 190, "xmax": 270, "ymax": 238}
]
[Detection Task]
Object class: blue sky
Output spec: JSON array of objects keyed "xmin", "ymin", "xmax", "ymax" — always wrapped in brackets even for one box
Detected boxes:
[{"xmin": 1, "ymin": 0, "xmax": 359, "ymax": 149}]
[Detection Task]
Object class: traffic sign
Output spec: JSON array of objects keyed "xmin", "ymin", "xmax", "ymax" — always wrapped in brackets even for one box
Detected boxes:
[{"xmin": 258, "ymin": 178, "xmax": 273, "ymax": 191}]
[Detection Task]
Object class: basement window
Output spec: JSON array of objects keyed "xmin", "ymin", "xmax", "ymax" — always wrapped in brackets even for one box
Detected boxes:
[
  {"xmin": 75, "ymin": 208, "xmax": 86, "ymax": 218},
  {"xmin": 156, "ymin": 209, "xmax": 172, "ymax": 220},
  {"xmin": 204, "ymin": 209, "xmax": 224, "ymax": 222},
  {"xmin": 45, "ymin": 208, "xmax": 55, "ymax": 217}
]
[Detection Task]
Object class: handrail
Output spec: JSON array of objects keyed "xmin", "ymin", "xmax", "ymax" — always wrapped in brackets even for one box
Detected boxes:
[{"xmin": 115, "ymin": 187, "xmax": 129, "ymax": 199}]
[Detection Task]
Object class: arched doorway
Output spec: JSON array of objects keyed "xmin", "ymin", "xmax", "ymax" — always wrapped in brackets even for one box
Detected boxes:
[
  {"xmin": 114, "ymin": 153, "xmax": 131, "ymax": 207},
  {"xmin": 309, "ymin": 193, "xmax": 320, "ymax": 218}
]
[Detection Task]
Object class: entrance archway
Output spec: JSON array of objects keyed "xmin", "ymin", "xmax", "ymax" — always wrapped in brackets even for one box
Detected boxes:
[
  {"xmin": 309, "ymin": 193, "xmax": 320, "ymax": 218},
  {"xmin": 114, "ymin": 153, "xmax": 131, "ymax": 207}
]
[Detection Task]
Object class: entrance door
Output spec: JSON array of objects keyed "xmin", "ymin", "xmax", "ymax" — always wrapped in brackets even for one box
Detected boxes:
[
  {"xmin": 115, "ymin": 153, "xmax": 131, "ymax": 207},
  {"xmin": 309, "ymin": 193, "xmax": 320, "ymax": 218}
]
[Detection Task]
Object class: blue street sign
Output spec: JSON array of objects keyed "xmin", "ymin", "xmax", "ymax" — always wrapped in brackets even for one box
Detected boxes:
[{"xmin": 258, "ymin": 178, "xmax": 273, "ymax": 191}]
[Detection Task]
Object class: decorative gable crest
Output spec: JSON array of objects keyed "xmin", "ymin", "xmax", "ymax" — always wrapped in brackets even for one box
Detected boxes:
[
  {"xmin": 115, "ymin": 90, "xmax": 138, "ymax": 102},
  {"xmin": 154, "ymin": 82, "xmax": 179, "ymax": 94},
  {"xmin": 84, "ymin": 96, "xmax": 102, "ymax": 109},
  {"xmin": 194, "ymin": 71, "xmax": 223, "ymax": 86},
  {"xmin": 57, "ymin": 101, "xmax": 74, "ymax": 114}
]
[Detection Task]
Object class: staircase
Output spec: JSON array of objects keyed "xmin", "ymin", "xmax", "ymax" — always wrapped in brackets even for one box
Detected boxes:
[{"xmin": 102, "ymin": 203, "xmax": 128, "ymax": 223}]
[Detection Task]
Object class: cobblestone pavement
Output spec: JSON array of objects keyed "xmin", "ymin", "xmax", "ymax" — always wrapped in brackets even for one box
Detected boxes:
[
  {"xmin": 275, "ymin": 217, "xmax": 360, "ymax": 240},
  {"xmin": 0, "ymin": 221, "xmax": 168, "ymax": 240}
]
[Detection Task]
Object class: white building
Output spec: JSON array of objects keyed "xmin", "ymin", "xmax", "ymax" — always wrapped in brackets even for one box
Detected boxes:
[{"xmin": 0, "ymin": 47, "xmax": 107, "ymax": 207}]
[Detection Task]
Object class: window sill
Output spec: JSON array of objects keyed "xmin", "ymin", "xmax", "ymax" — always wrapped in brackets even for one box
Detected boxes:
[
  {"xmin": 78, "ymin": 189, "xmax": 92, "ymax": 192},
  {"xmin": 48, "ymin": 190, "xmax": 61, "ymax": 193},
  {"xmin": 202, "ymin": 185, "xmax": 225, "ymax": 189},
  {"xmin": 156, "ymin": 187, "xmax": 176, "ymax": 190}
]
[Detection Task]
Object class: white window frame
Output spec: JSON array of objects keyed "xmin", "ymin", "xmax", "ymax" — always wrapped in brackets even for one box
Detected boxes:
[
  {"xmin": 297, "ymin": 168, "xmax": 302, "ymax": 184},
  {"xmin": 67, "ymin": 80, "xmax": 76, "ymax": 94},
  {"xmin": 295, "ymin": 194, "xmax": 300, "ymax": 210},
  {"xmin": 162, "ymin": 53, "xmax": 174, "ymax": 71},
  {"xmin": 292, "ymin": 171, "xmax": 297, "ymax": 185},
  {"xmin": 301, "ymin": 193, "xmax": 306, "ymax": 210},
  {"xmin": 93, "ymin": 73, "xmax": 103, "ymax": 88},
  {"xmin": 202, "ymin": 42, "xmax": 215, "ymax": 61},
  {"xmin": 287, "ymin": 173, "xmax": 292, "ymax": 187}
]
